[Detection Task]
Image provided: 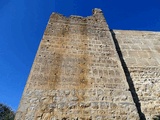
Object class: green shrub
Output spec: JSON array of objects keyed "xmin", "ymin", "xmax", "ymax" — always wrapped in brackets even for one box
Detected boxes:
[{"xmin": 0, "ymin": 103, "xmax": 15, "ymax": 120}]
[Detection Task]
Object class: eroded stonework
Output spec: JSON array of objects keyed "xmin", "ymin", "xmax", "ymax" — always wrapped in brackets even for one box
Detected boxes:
[
  {"xmin": 113, "ymin": 30, "xmax": 160, "ymax": 120},
  {"xmin": 15, "ymin": 9, "xmax": 160, "ymax": 120}
]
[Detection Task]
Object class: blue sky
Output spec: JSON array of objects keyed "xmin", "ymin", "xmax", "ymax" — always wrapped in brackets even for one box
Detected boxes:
[{"xmin": 0, "ymin": 0, "xmax": 160, "ymax": 111}]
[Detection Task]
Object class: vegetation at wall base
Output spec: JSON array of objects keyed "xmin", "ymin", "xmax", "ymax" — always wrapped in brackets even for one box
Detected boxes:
[{"xmin": 0, "ymin": 103, "xmax": 15, "ymax": 120}]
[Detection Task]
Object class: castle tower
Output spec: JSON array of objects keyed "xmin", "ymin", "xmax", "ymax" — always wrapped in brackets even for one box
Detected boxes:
[{"xmin": 15, "ymin": 9, "xmax": 139, "ymax": 120}]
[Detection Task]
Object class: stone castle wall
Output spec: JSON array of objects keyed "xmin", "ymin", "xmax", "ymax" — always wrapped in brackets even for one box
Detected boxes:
[
  {"xmin": 15, "ymin": 9, "xmax": 160, "ymax": 120},
  {"xmin": 112, "ymin": 30, "xmax": 160, "ymax": 119}
]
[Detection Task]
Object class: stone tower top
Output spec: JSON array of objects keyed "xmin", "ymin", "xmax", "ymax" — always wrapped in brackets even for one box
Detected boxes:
[
  {"xmin": 92, "ymin": 8, "xmax": 102, "ymax": 14},
  {"xmin": 48, "ymin": 8, "xmax": 108, "ymax": 31}
]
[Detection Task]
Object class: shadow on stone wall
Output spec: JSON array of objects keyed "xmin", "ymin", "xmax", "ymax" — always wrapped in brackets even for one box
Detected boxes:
[{"xmin": 110, "ymin": 30, "xmax": 146, "ymax": 120}]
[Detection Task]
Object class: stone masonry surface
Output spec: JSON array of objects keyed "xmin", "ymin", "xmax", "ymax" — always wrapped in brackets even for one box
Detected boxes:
[
  {"xmin": 15, "ymin": 9, "xmax": 159, "ymax": 120},
  {"xmin": 113, "ymin": 30, "xmax": 160, "ymax": 120}
]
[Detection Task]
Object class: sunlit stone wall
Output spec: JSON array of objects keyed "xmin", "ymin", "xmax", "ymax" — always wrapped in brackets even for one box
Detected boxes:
[
  {"xmin": 114, "ymin": 30, "xmax": 160, "ymax": 120},
  {"xmin": 15, "ymin": 9, "xmax": 139, "ymax": 120}
]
